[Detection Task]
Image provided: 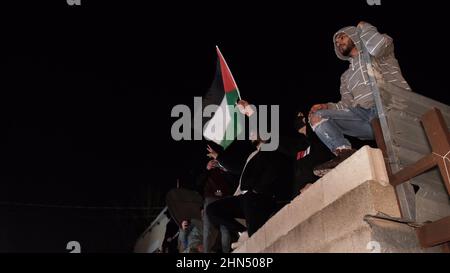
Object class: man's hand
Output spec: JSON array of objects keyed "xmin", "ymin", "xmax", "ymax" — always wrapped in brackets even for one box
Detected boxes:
[
  {"xmin": 237, "ymin": 100, "xmax": 255, "ymax": 117},
  {"xmin": 310, "ymin": 103, "xmax": 328, "ymax": 114},
  {"xmin": 309, "ymin": 104, "xmax": 327, "ymax": 126},
  {"xmin": 237, "ymin": 99, "xmax": 249, "ymax": 107},
  {"xmin": 206, "ymin": 145, "xmax": 218, "ymax": 159},
  {"xmin": 357, "ymin": 21, "xmax": 367, "ymax": 29},
  {"xmin": 206, "ymin": 159, "xmax": 218, "ymax": 170}
]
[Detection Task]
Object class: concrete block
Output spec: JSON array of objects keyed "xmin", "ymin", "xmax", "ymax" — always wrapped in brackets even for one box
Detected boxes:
[
  {"xmin": 265, "ymin": 236, "xmax": 284, "ymax": 253},
  {"xmin": 351, "ymin": 227, "xmax": 374, "ymax": 253},
  {"xmin": 233, "ymin": 240, "xmax": 248, "ymax": 253},
  {"xmin": 263, "ymin": 203, "xmax": 294, "ymax": 248},
  {"xmin": 233, "ymin": 147, "xmax": 413, "ymax": 253},
  {"xmin": 319, "ymin": 235, "xmax": 355, "ymax": 253},
  {"xmin": 368, "ymin": 181, "xmax": 402, "ymax": 218},
  {"xmin": 291, "ymin": 211, "xmax": 326, "ymax": 253},
  {"xmin": 270, "ymin": 229, "xmax": 299, "ymax": 253},
  {"xmin": 322, "ymin": 146, "xmax": 389, "ymax": 205},
  {"xmin": 322, "ymin": 183, "xmax": 374, "ymax": 243},
  {"xmin": 366, "ymin": 147, "xmax": 390, "ymax": 186},
  {"xmin": 260, "ymin": 244, "xmax": 276, "ymax": 253},
  {"xmin": 245, "ymin": 226, "xmax": 266, "ymax": 253},
  {"xmin": 288, "ymin": 181, "xmax": 325, "ymax": 228}
]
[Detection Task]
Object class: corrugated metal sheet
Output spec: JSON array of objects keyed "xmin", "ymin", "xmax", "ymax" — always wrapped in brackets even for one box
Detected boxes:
[
  {"xmin": 379, "ymin": 85, "xmax": 450, "ymax": 222},
  {"xmin": 356, "ymin": 44, "xmax": 450, "ymax": 222}
]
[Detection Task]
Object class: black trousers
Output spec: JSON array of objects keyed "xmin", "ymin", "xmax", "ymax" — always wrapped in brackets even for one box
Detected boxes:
[{"xmin": 206, "ymin": 191, "xmax": 276, "ymax": 237}]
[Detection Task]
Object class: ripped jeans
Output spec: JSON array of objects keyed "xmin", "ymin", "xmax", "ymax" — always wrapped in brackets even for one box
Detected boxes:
[{"xmin": 311, "ymin": 106, "xmax": 377, "ymax": 152}]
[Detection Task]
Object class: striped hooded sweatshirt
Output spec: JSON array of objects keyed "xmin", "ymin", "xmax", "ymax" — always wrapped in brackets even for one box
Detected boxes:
[{"xmin": 328, "ymin": 23, "xmax": 412, "ymax": 110}]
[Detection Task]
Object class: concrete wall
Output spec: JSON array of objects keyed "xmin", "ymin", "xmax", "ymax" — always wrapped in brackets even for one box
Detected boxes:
[{"xmin": 234, "ymin": 146, "xmax": 441, "ymax": 253}]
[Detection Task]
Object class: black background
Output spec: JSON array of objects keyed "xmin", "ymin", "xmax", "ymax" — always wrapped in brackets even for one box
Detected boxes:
[{"xmin": 0, "ymin": 0, "xmax": 449, "ymax": 252}]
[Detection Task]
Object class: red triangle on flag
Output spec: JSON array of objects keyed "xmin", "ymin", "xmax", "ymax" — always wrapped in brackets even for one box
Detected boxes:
[{"xmin": 216, "ymin": 46, "xmax": 240, "ymax": 94}]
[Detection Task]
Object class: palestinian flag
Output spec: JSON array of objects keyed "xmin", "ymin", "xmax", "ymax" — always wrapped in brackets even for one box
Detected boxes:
[{"xmin": 202, "ymin": 46, "xmax": 244, "ymax": 149}]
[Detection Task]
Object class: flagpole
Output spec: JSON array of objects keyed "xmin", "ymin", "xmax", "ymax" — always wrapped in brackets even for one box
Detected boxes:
[{"xmin": 215, "ymin": 46, "xmax": 242, "ymax": 101}]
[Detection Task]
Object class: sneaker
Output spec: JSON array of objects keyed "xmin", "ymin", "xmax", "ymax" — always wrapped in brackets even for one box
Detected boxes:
[
  {"xmin": 313, "ymin": 148, "xmax": 357, "ymax": 177},
  {"xmin": 231, "ymin": 231, "xmax": 249, "ymax": 250}
]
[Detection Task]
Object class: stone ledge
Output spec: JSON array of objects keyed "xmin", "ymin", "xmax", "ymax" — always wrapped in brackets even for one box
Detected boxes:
[{"xmin": 235, "ymin": 146, "xmax": 401, "ymax": 253}]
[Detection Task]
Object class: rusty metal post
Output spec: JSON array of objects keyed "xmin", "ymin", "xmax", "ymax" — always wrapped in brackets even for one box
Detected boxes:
[
  {"xmin": 416, "ymin": 216, "xmax": 450, "ymax": 248},
  {"xmin": 442, "ymin": 242, "xmax": 450, "ymax": 253},
  {"xmin": 414, "ymin": 108, "xmax": 450, "ymax": 249},
  {"xmin": 421, "ymin": 108, "xmax": 450, "ymax": 195},
  {"xmin": 371, "ymin": 118, "xmax": 393, "ymax": 177},
  {"xmin": 371, "ymin": 118, "xmax": 403, "ymax": 217}
]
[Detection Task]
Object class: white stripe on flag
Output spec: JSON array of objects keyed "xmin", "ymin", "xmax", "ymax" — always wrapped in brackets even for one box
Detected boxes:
[{"xmin": 203, "ymin": 96, "xmax": 233, "ymax": 144}]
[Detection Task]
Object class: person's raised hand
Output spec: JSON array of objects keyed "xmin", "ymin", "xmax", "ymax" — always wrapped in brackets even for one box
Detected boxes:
[
  {"xmin": 206, "ymin": 145, "xmax": 219, "ymax": 159},
  {"xmin": 237, "ymin": 100, "xmax": 254, "ymax": 117}
]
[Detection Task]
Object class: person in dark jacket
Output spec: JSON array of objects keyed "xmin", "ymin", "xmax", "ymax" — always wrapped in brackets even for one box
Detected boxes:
[
  {"xmin": 290, "ymin": 112, "xmax": 335, "ymax": 195},
  {"xmin": 206, "ymin": 134, "xmax": 291, "ymax": 238},
  {"xmin": 230, "ymin": 100, "xmax": 335, "ymax": 198},
  {"xmin": 197, "ymin": 165, "xmax": 234, "ymax": 253}
]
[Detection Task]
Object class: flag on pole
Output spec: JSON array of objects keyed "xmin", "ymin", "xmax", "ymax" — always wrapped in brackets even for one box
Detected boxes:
[{"xmin": 202, "ymin": 46, "xmax": 244, "ymax": 149}]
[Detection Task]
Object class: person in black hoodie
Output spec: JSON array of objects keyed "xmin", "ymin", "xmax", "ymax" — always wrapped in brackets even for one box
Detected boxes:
[
  {"xmin": 290, "ymin": 112, "xmax": 335, "ymax": 195},
  {"xmin": 230, "ymin": 100, "xmax": 335, "ymax": 198}
]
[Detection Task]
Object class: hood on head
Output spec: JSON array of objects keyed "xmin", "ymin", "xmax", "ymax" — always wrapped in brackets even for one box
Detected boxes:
[{"xmin": 333, "ymin": 26, "xmax": 361, "ymax": 61}]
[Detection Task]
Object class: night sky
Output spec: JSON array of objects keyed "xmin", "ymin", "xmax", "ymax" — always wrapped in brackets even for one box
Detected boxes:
[{"xmin": 1, "ymin": 1, "xmax": 449, "ymax": 252}]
